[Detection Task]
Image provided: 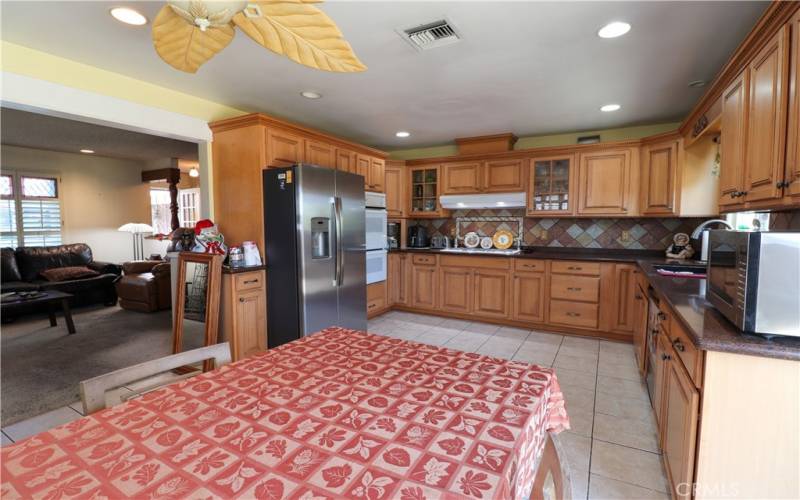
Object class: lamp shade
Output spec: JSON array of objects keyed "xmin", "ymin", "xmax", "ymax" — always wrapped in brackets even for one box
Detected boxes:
[{"xmin": 118, "ymin": 223, "xmax": 154, "ymax": 234}]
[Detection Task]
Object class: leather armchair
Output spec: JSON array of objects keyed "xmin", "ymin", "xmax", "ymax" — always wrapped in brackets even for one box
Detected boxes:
[{"xmin": 116, "ymin": 260, "xmax": 171, "ymax": 313}]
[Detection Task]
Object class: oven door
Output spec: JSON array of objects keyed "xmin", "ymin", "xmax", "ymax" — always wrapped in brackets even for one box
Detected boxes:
[
  {"xmin": 366, "ymin": 249, "xmax": 387, "ymax": 284},
  {"xmin": 365, "ymin": 208, "xmax": 387, "ymax": 251}
]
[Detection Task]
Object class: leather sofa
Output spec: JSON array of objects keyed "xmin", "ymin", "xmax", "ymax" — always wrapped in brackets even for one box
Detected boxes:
[
  {"xmin": 116, "ymin": 260, "xmax": 171, "ymax": 312},
  {"xmin": 1, "ymin": 243, "xmax": 121, "ymax": 316}
]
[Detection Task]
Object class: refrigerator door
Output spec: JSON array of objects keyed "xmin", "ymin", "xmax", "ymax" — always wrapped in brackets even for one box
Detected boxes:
[
  {"xmin": 296, "ymin": 165, "xmax": 341, "ymax": 335},
  {"xmin": 335, "ymin": 169, "xmax": 367, "ymax": 331}
]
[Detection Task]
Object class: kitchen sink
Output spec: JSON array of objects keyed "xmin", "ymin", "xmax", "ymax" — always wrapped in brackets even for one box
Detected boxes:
[
  {"xmin": 439, "ymin": 247, "xmax": 521, "ymax": 256},
  {"xmin": 653, "ymin": 263, "xmax": 707, "ymax": 277}
]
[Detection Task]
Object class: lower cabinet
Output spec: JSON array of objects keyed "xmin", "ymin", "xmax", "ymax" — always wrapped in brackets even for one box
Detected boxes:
[
  {"xmin": 367, "ymin": 281, "xmax": 387, "ymax": 317},
  {"xmin": 633, "ymin": 279, "xmax": 649, "ymax": 375},
  {"xmin": 411, "ymin": 261, "xmax": 438, "ymax": 309},
  {"xmin": 388, "ymin": 252, "xmax": 409, "ymax": 306},
  {"xmin": 473, "ymin": 269, "xmax": 510, "ymax": 318},
  {"xmin": 439, "ymin": 266, "xmax": 473, "ymax": 314},
  {"xmin": 512, "ymin": 272, "xmax": 546, "ymax": 323},
  {"xmin": 609, "ymin": 264, "xmax": 638, "ymax": 336},
  {"xmin": 221, "ymin": 270, "xmax": 267, "ymax": 361},
  {"xmin": 653, "ymin": 328, "xmax": 670, "ymax": 430}
]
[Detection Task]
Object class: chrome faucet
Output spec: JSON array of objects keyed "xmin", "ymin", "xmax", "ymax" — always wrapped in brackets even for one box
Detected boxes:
[{"xmin": 691, "ymin": 219, "xmax": 733, "ymax": 261}]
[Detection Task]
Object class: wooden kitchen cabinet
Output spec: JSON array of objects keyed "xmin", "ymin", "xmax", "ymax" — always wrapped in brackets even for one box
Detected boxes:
[
  {"xmin": 442, "ymin": 161, "xmax": 482, "ymax": 194},
  {"xmin": 409, "ymin": 165, "xmax": 447, "ymax": 217},
  {"xmin": 608, "ymin": 263, "xmax": 638, "ymax": 336},
  {"xmin": 355, "ymin": 154, "xmax": 371, "ymax": 181},
  {"xmin": 719, "ymin": 70, "xmax": 749, "ymax": 208},
  {"xmin": 641, "ymin": 139, "xmax": 681, "ymax": 215},
  {"xmin": 744, "ymin": 25, "xmax": 790, "ymax": 204},
  {"xmin": 653, "ymin": 323, "xmax": 671, "ymax": 430},
  {"xmin": 577, "ymin": 148, "xmax": 634, "ymax": 215},
  {"xmin": 305, "ymin": 139, "xmax": 335, "ymax": 169},
  {"xmin": 266, "ymin": 129, "xmax": 304, "ymax": 167},
  {"xmin": 221, "ymin": 270, "xmax": 267, "ymax": 361},
  {"xmin": 439, "ymin": 266, "xmax": 473, "ymax": 314},
  {"xmin": 367, "ymin": 281, "xmax": 387, "ymax": 317},
  {"xmin": 633, "ymin": 278, "xmax": 649, "ymax": 376},
  {"xmin": 661, "ymin": 342, "xmax": 700, "ymax": 500},
  {"xmin": 384, "ymin": 163, "xmax": 406, "ymax": 217},
  {"xmin": 411, "ymin": 257, "xmax": 438, "ymax": 309},
  {"xmin": 528, "ymin": 155, "xmax": 575, "ymax": 216},
  {"xmin": 512, "ymin": 272, "xmax": 546, "ymax": 323},
  {"xmin": 367, "ymin": 157, "xmax": 385, "ymax": 192},
  {"xmin": 785, "ymin": 9, "xmax": 800, "ymax": 199},
  {"xmin": 474, "ymin": 269, "xmax": 510, "ymax": 319},
  {"xmin": 484, "ymin": 158, "xmax": 526, "ymax": 192},
  {"xmin": 335, "ymin": 148, "xmax": 356, "ymax": 173},
  {"xmin": 388, "ymin": 252, "xmax": 409, "ymax": 306}
]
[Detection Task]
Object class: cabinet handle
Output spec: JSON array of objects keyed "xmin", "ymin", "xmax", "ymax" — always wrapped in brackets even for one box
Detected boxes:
[
  {"xmin": 243, "ymin": 279, "xmax": 259, "ymax": 284},
  {"xmin": 368, "ymin": 303, "xmax": 376, "ymax": 309},
  {"xmin": 566, "ymin": 312, "xmax": 581, "ymax": 317},
  {"xmin": 567, "ymin": 266, "xmax": 582, "ymax": 271},
  {"xmin": 657, "ymin": 312, "xmax": 667, "ymax": 321},
  {"xmin": 239, "ymin": 298, "xmax": 245, "ymax": 303},
  {"xmin": 567, "ymin": 287, "xmax": 582, "ymax": 292},
  {"xmin": 661, "ymin": 353, "xmax": 672, "ymax": 361},
  {"xmin": 672, "ymin": 339, "xmax": 685, "ymax": 352}
]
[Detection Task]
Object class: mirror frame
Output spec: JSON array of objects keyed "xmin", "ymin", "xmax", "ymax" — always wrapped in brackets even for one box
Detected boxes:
[{"xmin": 172, "ymin": 251, "xmax": 224, "ymax": 371}]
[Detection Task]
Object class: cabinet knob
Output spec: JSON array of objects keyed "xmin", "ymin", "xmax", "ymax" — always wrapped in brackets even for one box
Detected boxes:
[
  {"xmin": 672, "ymin": 339, "xmax": 685, "ymax": 352},
  {"xmin": 239, "ymin": 298, "xmax": 245, "ymax": 303},
  {"xmin": 657, "ymin": 312, "xmax": 667, "ymax": 321}
]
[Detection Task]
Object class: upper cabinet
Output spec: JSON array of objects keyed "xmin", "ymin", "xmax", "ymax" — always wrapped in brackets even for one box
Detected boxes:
[
  {"xmin": 409, "ymin": 165, "xmax": 447, "ymax": 217},
  {"xmin": 577, "ymin": 148, "xmax": 635, "ymax": 216},
  {"xmin": 305, "ymin": 139, "xmax": 335, "ymax": 169},
  {"xmin": 743, "ymin": 25, "xmax": 789, "ymax": 203},
  {"xmin": 355, "ymin": 154, "xmax": 371, "ymax": 180},
  {"xmin": 266, "ymin": 129, "xmax": 304, "ymax": 168},
  {"xmin": 384, "ymin": 162, "xmax": 405, "ymax": 218},
  {"xmin": 484, "ymin": 159, "xmax": 526, "ymax": 192},
  {"xmin": 786, "ymin": 9, "xmax": 800, "ymax": 199},
  {"xmin": 641, "ymin": 139, "xmax": 681, "ymax": 216},
  {"xmin": 719, "ymin": 70, "xmax": 749, "ymax": 208},
  {"xmin": 442, "ymin": 161, "xmax": 482, "ymax": 194},
  {"xmin": 366, "ymin": 157, "xmax": 385, "ymax": 193},
  {"xmin": 335, "ymin": 148, "xmax": 356, "ymax": 174},
  {"xmin": 527, "ymin": 155, "xmax": 575, "ymax": 216},
  {"xmin": 441, "ymin": 159, "xmax": 524, "ymax": 194}
]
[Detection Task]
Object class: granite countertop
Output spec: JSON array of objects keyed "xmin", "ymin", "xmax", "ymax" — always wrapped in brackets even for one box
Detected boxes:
[
  {"xmin": 222, "ymin": 264, "xmax": 268, "ymax": 274},
  {"xmin": 637, "ymin": 260, "xmax": 800, "ymax": 362},
  {"xmin": 391, "ymin": 246, "xmax": 667, "ymax": 262}
]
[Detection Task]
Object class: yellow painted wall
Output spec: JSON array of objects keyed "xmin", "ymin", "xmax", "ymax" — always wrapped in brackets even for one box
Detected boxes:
[
  {"xmin": 388, "ymin": 122, "xmax": 681, "ymax": 160},
  {"xmin": 1, "ymin": 41, "xmax": 246, "ymax": 122}
]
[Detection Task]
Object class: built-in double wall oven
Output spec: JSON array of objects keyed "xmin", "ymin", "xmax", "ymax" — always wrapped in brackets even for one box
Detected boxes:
[{"xmin": 365, "ymin": 192, "xmax": 387, "ymax": 285}]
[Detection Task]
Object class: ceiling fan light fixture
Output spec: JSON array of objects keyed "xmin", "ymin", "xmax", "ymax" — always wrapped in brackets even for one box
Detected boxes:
[
  {"xmin": 110, "ymin": 7, "xmax": 148, "ymax": 26},
  {"xmin": 189, "ymin": 168, "xmax": 200, "ymax": 178},
  {"xmin": 395, "ymin": 131, "xmax": 411, "ymax": 138},
  {"xmin": 301, "ymin": 91, "xmax": 322, "ymax": 99},
  {"xmin": 600, "ymin": 104, "xmax": 621, "ymax": 112},
  {"xmin": 598, "ymin": 21, "xmax": 631, "ymax": 39}
]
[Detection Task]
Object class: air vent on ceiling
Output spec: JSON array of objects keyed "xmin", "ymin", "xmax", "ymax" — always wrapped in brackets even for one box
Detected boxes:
[{"xmin": 400, "ymin": 19, "xmax": 461, "ymax": 51}]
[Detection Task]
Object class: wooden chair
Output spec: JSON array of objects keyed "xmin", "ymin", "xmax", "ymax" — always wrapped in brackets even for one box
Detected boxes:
[{"xmin": 79, "ymin": 343, "xmax": 232, "ymax": 415}]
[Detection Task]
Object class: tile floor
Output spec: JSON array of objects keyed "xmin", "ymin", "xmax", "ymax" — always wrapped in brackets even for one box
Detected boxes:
[{"xmin": 1, "ymin": 311, "xmax": 668, "ymax": 499}]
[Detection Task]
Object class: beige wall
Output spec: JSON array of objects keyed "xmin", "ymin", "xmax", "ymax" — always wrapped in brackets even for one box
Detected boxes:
[{"xmin": 1, "ymin": 145, "xmax": 171, "ymax": 262}]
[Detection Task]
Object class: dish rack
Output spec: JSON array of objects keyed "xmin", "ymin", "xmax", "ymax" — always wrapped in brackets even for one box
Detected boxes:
[{"xmin": 454, "ymin": 216, "xmax": 524, "ymax": 249}]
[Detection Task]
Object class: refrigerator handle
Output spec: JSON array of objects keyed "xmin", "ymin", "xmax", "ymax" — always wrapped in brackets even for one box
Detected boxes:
[{"xmin": 334, "ymin": 196, "xmax": 344, "ymax": 287}]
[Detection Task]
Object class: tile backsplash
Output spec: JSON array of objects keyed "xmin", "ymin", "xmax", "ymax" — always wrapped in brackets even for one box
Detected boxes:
[
  {"xmin": 410, "ymin": 209, "xmax": 708, "ymax": 250},
  {"xmin": 770, "ymin": 210, "xmax": 800, "ymax": 230}
]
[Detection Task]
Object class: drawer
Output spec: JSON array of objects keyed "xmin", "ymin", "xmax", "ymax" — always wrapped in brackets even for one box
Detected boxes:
[
  {"xmin": 367, "ymin": 296, "xmax": 386, "ymax": 314},
  {"xmin": 549, "ymin": 300, "xmax": 599, "ymax": 329},
  {"xmin": 412, "ymin": 254, "xmax": 437, "ymax": 266},
  {"xmin": 514, "ymin": 259, "xmax": 545, "ymax": 273},
  {"xmin": 550, "ymin": 274, "xmax": 600, "ymax": 303},
  {"xmin": 669, "ymin": 318, "xmax": 703, "ymax": 388},
  {"xmin": 550, "ymin": 260, "xmax": 601, "ymax": 276},
  {"xmin": 440, "ymin": 255, "xmax": 509, "ymax": 270},
  {"xmin": 234, "ymin": 271, "xmax": 265, "ymax": 292}
]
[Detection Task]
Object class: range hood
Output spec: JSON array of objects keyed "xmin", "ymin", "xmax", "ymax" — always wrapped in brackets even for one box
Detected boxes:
[{"xmin": 440, "ymin": 192, "xmax": 526, "ymax": 209}]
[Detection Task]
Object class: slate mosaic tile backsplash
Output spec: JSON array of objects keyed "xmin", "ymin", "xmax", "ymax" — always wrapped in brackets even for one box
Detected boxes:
[{"xmin": 410, "ymin": 209, "xmax": 708, "ymax": 250}]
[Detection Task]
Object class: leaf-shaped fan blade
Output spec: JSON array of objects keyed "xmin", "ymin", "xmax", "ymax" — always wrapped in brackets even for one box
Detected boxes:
[
  {"xmin": 152, "ymin": 5, "xmax": 235, "ymax": 73},
  {"xmin": 232, "ymin": 0, "xmax": 366, "ymax": 72}
]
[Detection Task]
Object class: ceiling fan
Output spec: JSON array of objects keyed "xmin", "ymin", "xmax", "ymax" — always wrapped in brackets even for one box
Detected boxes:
[{"xmin": 152, "ymin": 0, "xmax": 366, "ymax": 73}]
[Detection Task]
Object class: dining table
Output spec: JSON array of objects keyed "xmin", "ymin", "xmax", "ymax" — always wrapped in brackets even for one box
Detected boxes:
[{"xmin": 0, "ymin": 327, "xmax": 570, "ymax": 499}]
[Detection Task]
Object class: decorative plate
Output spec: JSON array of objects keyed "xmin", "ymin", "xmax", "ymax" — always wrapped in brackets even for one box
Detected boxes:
[
  {"xmin": 493, "ymin": 230, "xmax": 514, "ymax": 250},
  {"xmin": 480, "ymin": 236, "xmax": 494, "ymax": 249},
  {"xmin": 464, "ymin": 232, "xmax": 480, "ymax": 248}
]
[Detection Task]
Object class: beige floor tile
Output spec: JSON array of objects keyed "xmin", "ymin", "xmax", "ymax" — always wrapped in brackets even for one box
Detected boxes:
[
  {"xmin": 564, "ymin": 407, "xmax": 594, "ymax": 438},
  {"xmin": 570, "ymin": 467, "xmax": 590, "ymax": 500},
  {"xmin": 518, "ymin": 339, "xmax": 561, "ymax": 355},
  {"xmin": 494, "ymin": 326, "xmax": 531, "ymax": 340},
  {"xmin": 595, "ymin": 392, "xmax": 655, "ymax": 422},
  {"xmin": 590, "ymin": 441, "xmax": 668, "ymax": 493},
  {"xmin": 598, "ymin": 358, "xmax": 641, "ymax": 382},
  {"xmin": 560, "ymin": 431, "xmax": 591, "ymax": 473},
  {"xmin": 438, "ymin": 318, "xmax": 472, "ymax": 330},
  {"xmin": 444, "ymin": 332, "xmax": 489, "ymax": 353},
  {"xmin": 553, "ymin": 367, "xmax": 597, "ymax": 392},
  {"xmin": 1, "ymin": 432, "xmax": 13, "ymax": 446},
  {"xmin": 562, "ymin": 385, "xmax": 595, "ymax": 414},
  {"xmin": 421, "ymin": 328, "xmax": 460, "ymax": 346},
  {"xmin": 462, "ymin": 321, "xmax": 501, "ymax": 335},
  {"xmin": 404, "ymin": 314, "xmax": 445, "ymax": 327},
  {"xmin": 599, "ymin": 341, "xmax": 635, "ymax": 357},
  {"xmin": 554, "ymin": 353, "xmax": 598, "ymax": 375},
  {"xmin": 558, "ymin": 346, "xmax": 600, "ymax": 361},
  {"xmin": 561, "ymin": 336, "xmax": 600, "ymax": 352},
  {"xmin": 3, "ymin": 406, "xmax": 82, "ymax": 442},
  {"xmin": 593, "ymin": 413, "xmax": 659, "ymax": 453},
  {"xmin": 596, "ymin": 375, "xmax": 649, "ymax": 402},
  {"xmin": 588, "ymin": 474, "xmax": 670, "ymax": 499},
  {"xmin": 528, "ymin": 330, "xmax": 564, "ymax": 346},
  {"xmin": 512, "ymin": 349, "xmax": 556, "ymax": 367},
  {"xmin": 476, "ymin": 338, "xmax": 522, "ymax": 359}
]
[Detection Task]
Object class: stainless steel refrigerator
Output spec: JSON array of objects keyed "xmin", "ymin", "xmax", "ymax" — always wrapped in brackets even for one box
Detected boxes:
[{"xmin": 263, "ymin": 164, "xmax": 366, "ymax": 348}]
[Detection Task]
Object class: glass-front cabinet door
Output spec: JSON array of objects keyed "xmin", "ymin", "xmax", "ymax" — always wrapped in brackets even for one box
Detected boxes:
[
  {"xmin": 409, "ymin": 165, "xmax": 445, "ymax": 217},
  {"xmin": 527, "ymin": 155, "xmax": 575, "ymax": 215}
]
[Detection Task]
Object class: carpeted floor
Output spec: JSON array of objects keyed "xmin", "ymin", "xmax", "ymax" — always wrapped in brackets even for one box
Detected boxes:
[{"xmin": 1, "ymin": 305, "xmax": 206, "ymax": 426}]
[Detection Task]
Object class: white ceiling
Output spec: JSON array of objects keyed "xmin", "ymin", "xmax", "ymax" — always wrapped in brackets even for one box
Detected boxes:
[
  {"xmin": 1, "ymin": 108, "xmax": 199, "ymax": 161},
  {"xmin": 0, "ymin": 1, "xmax": 766, "ymax": 149}
]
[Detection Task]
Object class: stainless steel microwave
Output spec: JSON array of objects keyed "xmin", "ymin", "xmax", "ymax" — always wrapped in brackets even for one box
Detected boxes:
[{"xmin": 706, "ymin": 230, "xmax": 800, "ymax": 337}]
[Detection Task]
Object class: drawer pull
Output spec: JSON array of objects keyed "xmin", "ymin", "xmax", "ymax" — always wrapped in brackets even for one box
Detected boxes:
[
  {"xmin": 567, "ymin": 287, "xmax": 582, "ymax": 292},
  {"xmin": 239, "ymin": 298, "xmax": 245, "ymax": 303},
  {"xmin": 657, "ymin": 312, "xmax": 667, "ymax": 321},
  {"xmin": 567, "ymin": 266, "xmax": 582, "ymax": 271},
  {"xmin": 368, "ymin": 303, "xmax": 376, "ymax": 309},
  {"xmin": 243, "ymin": 279, "xmax": 259, "ymax": 284},
  {"xmin": 672, "ymin": 339, "xmax": 685, "ymax": 352},
  {"xmin": 566, "ymin": 312, "xmax": 581, "ymax": 317}
]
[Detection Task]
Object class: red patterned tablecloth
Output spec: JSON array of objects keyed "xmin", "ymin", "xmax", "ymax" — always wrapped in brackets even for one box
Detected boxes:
[{"xmin": 1, "ymin": 328, "xmax": 569, "ymax": 500}]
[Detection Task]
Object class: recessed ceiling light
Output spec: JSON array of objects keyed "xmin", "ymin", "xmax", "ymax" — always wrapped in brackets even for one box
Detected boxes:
[
  {"xmin": 110, "ymin": 7, "xmax": 147, "ymax": 26},
  {"xmin": 395, "ymin": 131, "xmax": 411, "ymax": 138},
  {"xmin": 598, "ymin": 21, "xmax": 631, "ymax": 39},
  {"xmin": 80, "ymin": 149, "xmax": 95, "ymax": 154},
  {"xmin": 688, "ymin": 80, "xmax": 707, "ymax": 88},
  {"xmin": 300, "ymin": 91, "xmax": 322, "ymax": 99},
  {"xmin": 600, "ymin": 104, "xmax": 621, "ymax": 112}
]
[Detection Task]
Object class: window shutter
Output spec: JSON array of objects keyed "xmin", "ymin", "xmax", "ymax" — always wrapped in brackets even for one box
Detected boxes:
[
  {"xmin": 0, "ymin": 198, "xmax": 18, "ymax": 248},
  {"xmin": 21, "ymin": 198, "xmax": 62, "ymax": 247}
]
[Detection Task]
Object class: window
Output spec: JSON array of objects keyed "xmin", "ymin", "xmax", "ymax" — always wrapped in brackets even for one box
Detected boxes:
[
  {"xmin": 150, "ymin": 187, "xmax": 201, "ymax": 234},
  {"xmin": 0, "ymin": 172, "xmax": 62, "ymax": 248}
]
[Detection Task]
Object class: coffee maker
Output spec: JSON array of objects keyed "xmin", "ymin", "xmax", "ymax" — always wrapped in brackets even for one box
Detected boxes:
[
  {"xmin": 408, "ymin": 225, "xmax": 429, "ymax": 248},
  {"xmin": 387, "ymin": 222, "xmax": 400, "ymax": 249}
]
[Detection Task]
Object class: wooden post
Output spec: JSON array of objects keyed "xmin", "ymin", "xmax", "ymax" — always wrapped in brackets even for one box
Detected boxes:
[
  {"xmin": 169, "ymin": 178, "xmax": 180, "ymax": 230},
  {"xmin": 142, "ymin": 166, "xmax": 183, "ymax": 230}
]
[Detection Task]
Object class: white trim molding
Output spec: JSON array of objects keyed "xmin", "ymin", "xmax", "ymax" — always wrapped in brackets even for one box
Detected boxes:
[{"xmin": 1, "ymin": 71, "xmax": 212, "ymax": 143}]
